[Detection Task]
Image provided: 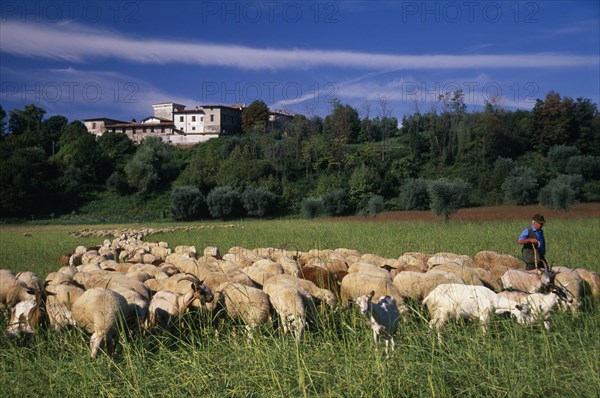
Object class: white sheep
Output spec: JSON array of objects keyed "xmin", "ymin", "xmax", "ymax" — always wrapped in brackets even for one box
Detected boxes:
[
  {"xmin": 1, "ymin": 269, "xmax": 37, "ymax": 312},
  {"xmin": 501, "ymin": 268, "xmax": 555, "ymax": 293},
  {"xmin": 263, "ymin": 277, "xmax": 313, "ymax": 341},
  {"xmin": 355, "ymin": 291, "xmax": 400, "ymax": 355},
  {"xmin": 71, "ymin": 287, "xmax": 129, "ymax": 358},
  {"xmin": 340, "ymin": 272, "xmax": 408, "ymax": 315},
  {"xmin": 422, "ymin": 283, "xmax": 532, "ymax": 341},
  {"xmin": 145, "ymin": 279, "xmax": 213, "ymax": 330},
  {"xmin": 497, "ymin": 285, "xmax": 573, "ymax": 330},
  {"xmin": 211, "ymin": 282, "xmax": 271, "ymax": 338}
]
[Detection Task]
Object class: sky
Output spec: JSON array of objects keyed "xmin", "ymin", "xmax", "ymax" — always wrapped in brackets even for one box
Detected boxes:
[{"xmin": 1, "ymin": 0, "xmax": 599, "ymax": 124}]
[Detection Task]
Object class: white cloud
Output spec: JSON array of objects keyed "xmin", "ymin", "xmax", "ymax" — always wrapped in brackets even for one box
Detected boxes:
[{"xmin": 1, "ymin": 20, "xmax": 597, "ymax": 71}]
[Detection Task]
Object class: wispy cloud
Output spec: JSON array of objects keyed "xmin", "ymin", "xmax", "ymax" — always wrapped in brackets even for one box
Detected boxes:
[
  {"xmin": 1, "ymin": 20, "xmax": 597, "ymax": 71},
  {"xmin": 0, "ymin": 65, "xmax": 199, "ymax": 119}
]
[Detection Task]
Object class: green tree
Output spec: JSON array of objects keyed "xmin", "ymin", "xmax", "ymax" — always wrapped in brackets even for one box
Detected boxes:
[
  {"xmin": 539, "ymin": 174, "xmax": 584, "ymax": 211},
  {"xmin": 171, "ymin": 185, "xmax": 205, "ymax": 220},
  {"xmin": 367, "ymin": 195, "xmax": 385, "ymax": 216},
  {"xmin": 242, "ymin": 187, "xmax": 278, "ymax": 217},
  {"xmin": 124, "ymin": 137, "xmax": 174, "ymax": 195},
  {"xmin": 322, "ymin": 189, "xmax": 351, "ymax": 216},
  {"xmin": 547, "ymin": 145, "xmax": 580, "ymax": 174},
  {"xmin": 241, "ymin": 100, "xmax": 269, "ymax": 132},
  {"xmin": 427, "ymin": 178, "xmax": 470, "ymax": 222},
  {"xmin": 206, "ymin": 186, "xmax": 241, "ymax": 219},
  {"xmin": 301, "ymin": 197, "xmax": 324, "ymax": 219},
  {"xmin": 399, "ymin": 178, "xmax": 430, "ymax": 210},
  {"xmin": 501, "ymin": 165, "xmax": 539, "ymax": 205},
  {"xmin": 0, "ymin": 105, "xmax": 6, "ymax": 135},
  {"xmin": 0, "ymin": 147, "xmax": 56, "ymax": 217},
  {"xmin": 348, "ymin": 164, "xmax": 379, "ymax": 209}
]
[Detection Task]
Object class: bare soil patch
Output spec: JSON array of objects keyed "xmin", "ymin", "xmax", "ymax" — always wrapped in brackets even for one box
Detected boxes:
[{"xmin": 324, "ymin": 202, "xmax": 600, "ymax": 223}]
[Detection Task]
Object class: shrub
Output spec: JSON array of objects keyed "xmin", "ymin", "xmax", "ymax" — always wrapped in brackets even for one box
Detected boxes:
[
  {"xmin": 171, "ymin": 185, "xmax": 205, "ymax": 221},
  {"xmin": 427, "ymin": 178, "xmax": 470, "ymax": 222},
  {"xmin": 242, "ymin": 187, "xmax": 278, "ymax": 218},
  {"xmin": 206, "ymin": 186, "xmax": 241, "ymax": 219},
  {"xmin": 538, "ymin": 174, "xmax": 584, "ymax": 211},
  {"xmin": 367, "ymin": 195, "xmax": 385, "ymax": 216},
  {"xmin": 106, "ymin": 171, "xmax": 130, "ymax": 195},
  {"xmin": 566, "ymin": 155, "xmax": 600, "ymax": 179},
  {"xmin": 501, "ymin": 165, "xmax": 539, "ymax": 205},
  {"xmin": 322, "ymin": 189, "xmax": 351, "ymax": 216},
  {"xmin": 399, "ymin": 178, "xmax": 430, "ymax": 210},
  {"xmin": 301, "ymin": 197, "xmax": 324, "ymax": 219},
  {"xmin": 548, "ymin": 145, "xmax": 580, "ymax": 174}
]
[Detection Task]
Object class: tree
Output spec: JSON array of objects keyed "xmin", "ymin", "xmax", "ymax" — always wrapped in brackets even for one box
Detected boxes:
[
  {"xmin": 0, "ymin": 105, "xmax": 7, "ymax": 135},
  {"xmin": 367, "ymin": 195, "xmax": 385, "ymax": 216},
  {"xmin": 124, "ymin": 137, "xmax": 175, "ymax": 195},
  {"xmin": 242, "ymin": 187, "xmax": 277, "ymax": 217},
  {"xmin": 348, "ymin": 164, "xmax": 379, "ymax": 208},
  {"xmin": 206, "ymin": 186, "xmax": 241, "ymax": 219},
  {"xmin": 538, "ymin": 174, "xmax": 583, "ymax": 211},
  {"xmin": 501, "ymin": 166, "xmax": 539, "ymax": 205},
  {"xmin": 241, "ymin": 100, "xmax": 269, "ymax": 132},
  {"xmin": 547, "ymin": 145, "xmax": 580, "ymax": 174},
  {"xmin": 399, "ymin": 178, "xmax": 430, "ymax": 210},
  {"xmin": 301, "ymin": 197, "xmax": 324, "ymax": 219},
  {"xmin": 171, "ymin": 185, "xmax": 205, "ymax": 220},
  {"xmin": 8, "ymin": 104, "xmax": 46, "ymax": 136},
  {"xmin": 322, "ymin": 189, "xmax": 351, "ymax": 216},
  {"xmin": 427, "ymin": 178, "xmax": 470, "ymax": 222}
]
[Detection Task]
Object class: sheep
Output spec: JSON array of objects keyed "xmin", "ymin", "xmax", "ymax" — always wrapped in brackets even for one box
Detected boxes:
[
  {"xmin": 299, "ymin": 264, "xmax": 347, "ymax": 296},
  {"xmin": 355, "ymin": 291, "xmax": 401, "ymax": 355},
  {"xmin": 340, "ymin": 272, "xmax": 408, "ymax": 315},
  {"xmin": 71, "ymin": 287, "xmax": 130, "ymax": 358},
  {"xmin": 552, "ymin": 266, "xmax": 583, "ymax": 312},
  {"xmin": 267, "ymin": 274, "xmax": 337, "ymax": 308},
  {"xmin": 5, "ymin": 287, "xmax": 52, "ymax": 337},
  {"xmin": 575, "ymin": 268, "xmax": 600, "ymax": 301},
  {"xmin": 422, "ymin": 283, "xmax": 532, "ymax": 341},
  {"xmin": 145, "ymin": 279, "xmax": 213, "ymax": 331},
  {"xmin": 1, "ymin": 269, "xmax": 37, "ymax": 313},
  {"xmin": 497, "ymin": 285, "xmax": 573, "ymax": 330},
  {"xmin": 174, "ymin": 245, "xmax": 198, "ymax": 257},
  {"xmin": 158, "ymin": 273, "xmax": 215, "ymax": 310},
  {"xmin": 262, "ymin": 277, "xmax": 314, "ymax": 341},
  {"xmin": 44, "ymin": 281, "xmax": 85, "ymax": 330},
  {"xmin": 501, "ymin": 268, "xmax": 555, "ymax": 293},
  {"xmin": 347, "ymin": 262, "xmax": 391, "ymax": 279},
  {"xmin": 211, "ymin": 282, "xmax": 271, "ymax": 338},
  {"xmin": 392, "ymin": 271, "xmax": 465, "ymax": 301},
  {"xmin": 473, "ymin": 251, "xmax": 524, "ymax": 271}
]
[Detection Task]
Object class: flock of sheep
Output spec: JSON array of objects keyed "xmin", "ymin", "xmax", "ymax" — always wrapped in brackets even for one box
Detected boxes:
[{"xmin": 2, "ymin": 233, "xmax": 599, "ymax": 358}]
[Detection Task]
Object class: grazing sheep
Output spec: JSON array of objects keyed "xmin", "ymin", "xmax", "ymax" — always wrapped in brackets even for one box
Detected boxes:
[
  {"xmin": 355, "ymin": 291, "xmax": 400, "ymax": 354},
  {"xmin": 5, "ymin": 287, "xmax": 51, "ymax": 337},
  {"xmin": 263, "ymin": 278, "xmax": 313, "ymax": 341},
  {"xmin": 422, "ymin": 284, "xmax": 532, "ymax": 341},
  {"xmin": 211, "ymin": 282, "xmax": 271, "ymax": 338},
  {"xmin": 575, "ymin": 268, "xmax": 600, "ymax": 300},
  {"xmin": 473, "ymin": 251, "xmax": 524, "ymax": 271},
  {"xmin": 44, "ymin": 281, "xmax": 85, "ymax": 330},
  {"xmin": 501, "ymin": 268, "xmax": 555, "ymax": 293},
  {"xmin": 552, "ymin": 266, "xmax": 583, "ymax": 312},
  {"xmin": 340, "ymin": 272, "xmax": 408, "ymax": 315},
  {"xmin": 497, "ymin": 285, "xmax": 573, "ymax": 330},
  {"xmin": 267, "ymin": 274, "xmax": 337, "ymax": 308},
  {"xmin": 392, "ymin": 271, "xmax": 465, "ymax": 301},
  {"xmin": 1, "ymin": 269, "xmax": 37, "ymax": 312},
  {"xmin": 71, "ymin": 287, "xmax": 130, "ymax": 358},
  {"xmin": 146, "ymin": 279, "xmax": 213, "ymax": 331}
]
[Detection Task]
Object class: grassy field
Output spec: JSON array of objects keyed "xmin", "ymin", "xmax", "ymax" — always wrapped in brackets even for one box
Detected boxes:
[{"xmin": 1, "ymin": 217, "xmax": 599, "ymax": 397}]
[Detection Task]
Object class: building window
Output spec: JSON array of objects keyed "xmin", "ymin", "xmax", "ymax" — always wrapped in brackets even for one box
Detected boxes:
[
  {"xmin": 92, "ymin": 122, "xmax": 97, "ymax": 129},
  {"xmin": 180, "ymin": 116, "xmax": 184, "ymax": 122},
  {"xmin": 192, "ymin": 116, "xmax": 196, "ymax": 122},
  {"xmin": 201, "ymin": 117, "xmax": 204, "ymax": 122},
  {"xmin": 192, "ymin": 127, "xmax": 196, "ymax": 131},
  {"xmin": 210, "ymin": 115, "xmax": 214, "ymax": 122},
  {"xmin": 151, "ymin": 128, "xmax": 154, "ymax": 133}
]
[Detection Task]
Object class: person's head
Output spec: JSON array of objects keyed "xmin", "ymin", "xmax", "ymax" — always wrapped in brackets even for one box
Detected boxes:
[{"xmin": 532, "ymin": 213, "xmax": 545, "ymax": 229}]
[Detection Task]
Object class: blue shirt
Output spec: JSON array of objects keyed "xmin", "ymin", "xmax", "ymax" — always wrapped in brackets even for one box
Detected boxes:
[{"xmin": 519, "ymin": 224, "xmax": 545, "ymax": 255}]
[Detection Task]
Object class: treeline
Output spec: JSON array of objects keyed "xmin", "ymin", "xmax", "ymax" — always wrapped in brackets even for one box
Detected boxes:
[{"xmin": 1, "ymin": 91, "xmax": 599, "ymax": 221}]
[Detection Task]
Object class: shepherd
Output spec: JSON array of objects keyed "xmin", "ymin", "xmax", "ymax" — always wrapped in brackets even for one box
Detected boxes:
[{"xmin": 517, "ymin": 213, "xmax": 547, "ymax": 271}]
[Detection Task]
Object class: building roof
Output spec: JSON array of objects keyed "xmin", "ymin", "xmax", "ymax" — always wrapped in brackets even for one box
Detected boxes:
[{"xmin": 83, "ymin": 117, "xmax": 129, "ymax": 124}]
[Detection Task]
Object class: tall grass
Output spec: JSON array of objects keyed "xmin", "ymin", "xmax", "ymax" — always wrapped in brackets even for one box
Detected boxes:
[{"xmin": 1, "ymin": 218, "xmax": 599, "ymax": 397}]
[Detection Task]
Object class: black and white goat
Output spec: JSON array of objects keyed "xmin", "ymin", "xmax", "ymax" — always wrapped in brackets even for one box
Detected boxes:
[{"xmin": 355, "ymin": 291, "xmax": 401, "ymax": 355}]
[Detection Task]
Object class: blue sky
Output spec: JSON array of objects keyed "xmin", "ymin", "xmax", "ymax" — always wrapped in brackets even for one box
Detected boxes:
[{"xmin": 1, "ymin": 1, "xmax": 598, "ymax": 124}]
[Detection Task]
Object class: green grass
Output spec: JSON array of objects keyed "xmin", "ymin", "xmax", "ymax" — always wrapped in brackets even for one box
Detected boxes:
[{"xmin": 1, "ymin": 218, "xmax": 599, "ymax": 397}]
